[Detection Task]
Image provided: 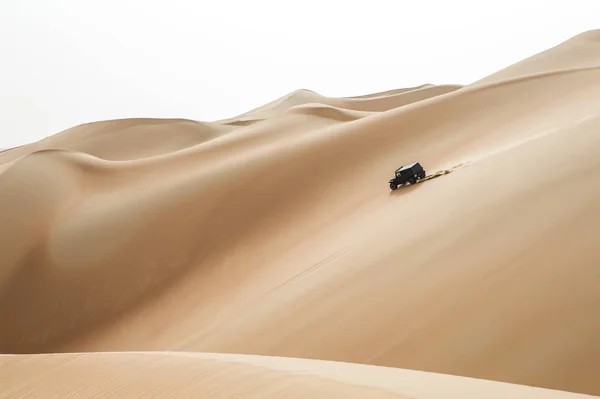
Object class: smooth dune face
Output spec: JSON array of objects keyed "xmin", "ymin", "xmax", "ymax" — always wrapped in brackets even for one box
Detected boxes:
[
  {"xmin": 2, "ymin": 352, "xmax": 597, "ymax": 399},
  {"xmin": 2, "ymin": 30, "xmax": 600, "ymax": 398}
]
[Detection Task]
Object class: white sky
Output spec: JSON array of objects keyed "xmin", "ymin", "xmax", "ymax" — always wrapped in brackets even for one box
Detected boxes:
[{"xmin": 1, "ymin": 0, "xmax": 599, "ymax": 148}]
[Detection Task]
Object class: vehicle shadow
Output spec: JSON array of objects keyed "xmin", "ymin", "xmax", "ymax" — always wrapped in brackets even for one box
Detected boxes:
[{"xmin": 387, "ymin": 182, "xmax": 420, "ymax": 196}]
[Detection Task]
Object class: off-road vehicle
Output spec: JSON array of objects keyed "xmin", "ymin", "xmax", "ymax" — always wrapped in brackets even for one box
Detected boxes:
[{"xmin": 389, "ymin": 162, "xmax": 426, "ymax": 190}]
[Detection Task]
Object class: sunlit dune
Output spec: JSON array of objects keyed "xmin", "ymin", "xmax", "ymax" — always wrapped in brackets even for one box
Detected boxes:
[
  {"xmin": 2, "ymin": 352, "xmax": 596, "ymax": 399},
  {"xmin": 2, "ymin": 30, "xmax": 600, "ymax": 398},
  {"xmin": 215, "ymin": 84, "xmax": 462, "ymax": 125},
  {"xmin": 0, "ymin": 118, "xmax": 233, "ymax": 163}
]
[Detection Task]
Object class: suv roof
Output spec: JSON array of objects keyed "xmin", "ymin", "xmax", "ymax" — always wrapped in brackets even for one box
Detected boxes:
[{"xmin": 395, "ymin": 162, "xmax": 419, "ymax": 173}]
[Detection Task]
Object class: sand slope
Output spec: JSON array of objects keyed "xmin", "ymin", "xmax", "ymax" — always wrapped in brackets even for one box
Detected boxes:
[
  {"xmin": 1, "ymin": 352, "xmax": 596, "ymax": 399},
  {"xmin": 2, "ymin": 30, "xmax": 600, "ymax": 398}
]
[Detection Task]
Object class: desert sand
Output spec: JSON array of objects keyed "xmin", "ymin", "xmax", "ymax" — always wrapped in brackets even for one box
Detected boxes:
[{"xmin": 1, "ymin": 30, "xmax": 600, "ymax": 398}]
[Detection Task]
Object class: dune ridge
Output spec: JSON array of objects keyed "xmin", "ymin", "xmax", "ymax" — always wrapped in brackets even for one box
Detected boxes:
[
  {"xmin": 0, "ymin": 118, "xmax": 234, "ymax": 163},
  {"xmin": 216, "ymin": 83, "xmax": 462, "ymax": 125},
  {"xmin": 2, "ymin": 30, "xmax": 600, "ymax": 398},
  {"xmin": 472, "ymin": 30, "xmax": 600, "ymax": 85}
]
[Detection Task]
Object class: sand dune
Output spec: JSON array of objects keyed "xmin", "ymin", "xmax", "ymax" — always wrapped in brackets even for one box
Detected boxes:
[
  {"xmin": 2, "ymin": 30, "xmax": 600, "ymax": 398},
  {"xmin": 2, "ymin": 352, "xmax": 597, "ymax": 399},
  {"xmin": 472, "ymin": 30, "xmax": 600, "ymax": 85},
  {"xmin": 216, "ymin": 83, "xmax": 461, "ymax": 125},
  {"xmin": 0, "ymin": 118, "xmax": 233, "ymax": 163}
]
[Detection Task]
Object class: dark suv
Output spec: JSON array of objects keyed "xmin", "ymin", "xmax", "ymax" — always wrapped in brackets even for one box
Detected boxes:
[{"xmin": 389, "ymin": 162, "xmax": 426, "ymax": 190}]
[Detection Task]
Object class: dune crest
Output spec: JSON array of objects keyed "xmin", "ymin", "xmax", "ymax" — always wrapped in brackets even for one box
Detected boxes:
[
  {"xmin": 216, "ymin": 84, "xmax": 462, "ymax": 125},
  {"xmin": 472, "ymin": 29, "xmax": 600, "ymax": 85},
  {"xmin": 2, "ymin": 30, "xmax": 600, "ymax": 398},
  {"xmin": 0, "ymin": 118, "xmax": 233, "ymax": 164}
]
